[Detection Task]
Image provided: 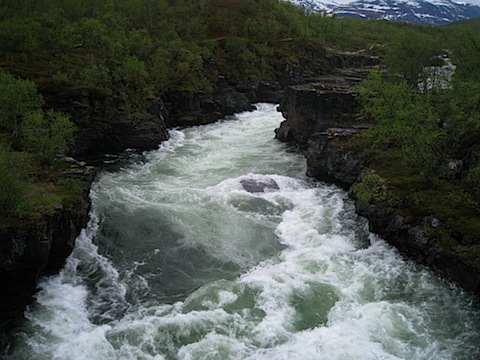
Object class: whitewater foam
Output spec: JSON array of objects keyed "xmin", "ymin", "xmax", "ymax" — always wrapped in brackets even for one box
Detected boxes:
[{"xmin": 4, "ymin": 104, "xmax": 480, "ymax": 360}]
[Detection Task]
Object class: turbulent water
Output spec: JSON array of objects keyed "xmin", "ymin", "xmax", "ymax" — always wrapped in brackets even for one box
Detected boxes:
[{"xmin": 3, "ymin": 103, "xmax": 480, "ymax": 359}]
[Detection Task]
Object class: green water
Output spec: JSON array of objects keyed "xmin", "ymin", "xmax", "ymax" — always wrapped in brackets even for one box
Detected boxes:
[{"xmin": 3, "ymin": 103, "xmax": 480, "ymax": 360}]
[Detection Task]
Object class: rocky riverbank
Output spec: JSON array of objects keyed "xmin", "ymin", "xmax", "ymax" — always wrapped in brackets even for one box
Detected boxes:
[
  {"xmin": 0, "ymin": 59, "xmax": 286, "ymax": 324},
  {"xmin": 0, "ymin": 160, "xmax": 96, "ymax": 323},
  {"xmin": 275, "ymin": 70, "xmax": 480, "ymax": 296},
  {"xmin": 4, "ymin": 47, "xmax": 476, "ymax": 327}
]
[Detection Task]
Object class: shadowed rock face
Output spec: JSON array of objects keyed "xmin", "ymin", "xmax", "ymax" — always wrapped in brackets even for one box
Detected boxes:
[
  {"xmin": 275, "ymin": 68, "xmax": 371, "ymax": 147},
  {"xmin": 0, "ymin": 163, "xmax": 95, "ymax": 323},
  {"xmin": 44, "ymin": 90, "xmax": 169, "ymax": 159},
  {"xmin": 275, "ymin": 68, "xmax": 373, "ymax": 186},
  {"xmin": 240, "ymin": 178, "xmax": 280, "ymax": 193}
]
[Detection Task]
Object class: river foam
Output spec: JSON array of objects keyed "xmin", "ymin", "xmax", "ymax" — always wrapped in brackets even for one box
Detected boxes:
[{"xmin": 4, "ymin": 103, "xmax": 480, "ymax": 359}]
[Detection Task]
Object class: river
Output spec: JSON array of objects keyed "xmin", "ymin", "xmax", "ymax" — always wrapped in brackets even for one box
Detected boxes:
[{"xmin": 3, "ymin": 103, "xmax": 480, "ymax": 359}]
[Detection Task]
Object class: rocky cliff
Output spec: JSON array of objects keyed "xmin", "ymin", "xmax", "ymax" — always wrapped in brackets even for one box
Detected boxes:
[
  {"xmin": 43, "ymin": 80, "xmax": 285, "ymax": 159},
  {"xmin": 42, "ymin": 88, "xmax": 169, "ymax": 159},
  {"xmin": 275, "ymin": 69, "xmax": 480, "ymax": 296},
  {"xmin": 0, "ymin": 161, "xmax": 95, "ymax": 323},
  {"xmin": 43, "ymin": 49, "xmax": 382, "ymax": 160}
]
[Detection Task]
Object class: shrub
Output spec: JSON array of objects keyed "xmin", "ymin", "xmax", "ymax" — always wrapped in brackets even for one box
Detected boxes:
[
  {"xmin": 0, "ymin": 147, "xmax": 26, "ymax": 216},
  {"xmin": 0, "ymin": 72, "xmax": 44, "ymax": 136},
  {"xmin": 21, "ymin": 110, "xmax": 75, "ymax": 164},
  {"xmin": 352, "ymin": 172, "xmax": 389, "ymax": 203}
]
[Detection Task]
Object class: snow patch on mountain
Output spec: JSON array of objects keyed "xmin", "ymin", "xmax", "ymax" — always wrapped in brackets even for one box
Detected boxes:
[
  {"xmin": 286, "ymin": 0, "xmax": 340, "ymax": 11},
  {"xmin": 286, "ymin": 0, "xmax": 480, "ymax": 24}
]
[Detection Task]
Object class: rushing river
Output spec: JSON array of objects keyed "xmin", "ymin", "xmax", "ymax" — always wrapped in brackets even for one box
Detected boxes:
[{"xmin": 3, "ymin": 103, "xmax": 480, "ymax": 359}]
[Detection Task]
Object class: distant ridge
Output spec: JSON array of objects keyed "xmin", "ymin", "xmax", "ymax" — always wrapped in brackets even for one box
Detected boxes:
[{"xmin": 287, "ymin": 0, "xmax": 480, "ymax": 24}]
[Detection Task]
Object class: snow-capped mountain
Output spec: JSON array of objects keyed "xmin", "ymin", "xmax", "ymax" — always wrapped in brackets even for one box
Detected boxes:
[
  {"xmin": 287, "ymin": 0, "xmax": 480, "ymax": 24},
  {"xmin": 287, "ymin": 0, "xmax": 340, "ymax": 11}
]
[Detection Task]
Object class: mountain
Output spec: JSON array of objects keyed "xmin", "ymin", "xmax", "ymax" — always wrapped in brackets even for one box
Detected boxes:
[
  {"xmin": 287, "ymin": 0, "xmax": 480, "ymax": 24},
  {"xmin": 287, "ymin": 0, "xmax": 340, "ymax": 11}
]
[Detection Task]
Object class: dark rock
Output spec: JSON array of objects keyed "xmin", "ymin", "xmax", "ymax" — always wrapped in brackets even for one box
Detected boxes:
[
  {"xmin": 240, "ymin": 178, "xmax": 280, "ymax": 193},
  {"xmin": 275, "ymin": 70, "xmax": 369, "ymax": 147},
  {"xmin": 0, "ymin": 163, "xmax": 95, "ymax": 323},
  {"xmin": 355, "ymin": 199, "xmax": 480, "ymax": 295},
  {"xmin": 165, "ymin": 81, "xmax": 257, "ymax": 128},
  {"xmin": 275, "ymin": 68, "xmax": 372, "ymax": 187},
  {"xmin": 44, "ymin": 90, "xmax": 169, "ymax": 159},
  {"xmin": 255, "ymin": 81, "xmax": 284, "ymax": 103},
  {"xmin": 305, "ymin": 134, "xmax": 366, "ymax": 188}
]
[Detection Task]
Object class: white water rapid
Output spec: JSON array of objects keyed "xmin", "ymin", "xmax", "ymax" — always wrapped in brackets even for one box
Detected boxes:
[{"xmin": 3, "ymin": 103, "xmax": 480, "ymax": 359}]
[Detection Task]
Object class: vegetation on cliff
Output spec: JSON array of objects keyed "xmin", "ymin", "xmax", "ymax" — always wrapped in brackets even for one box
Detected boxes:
[
  {"xmin": 0, "ymin": 0, "xmax": 440, "ymax": 96},
  {"xmin": 0, "ymin": 72, "xmax": 79, "ymax": 219},
  {"xmin": 353, "ymin": 18, "xmax": 480, "ymax": 271}
]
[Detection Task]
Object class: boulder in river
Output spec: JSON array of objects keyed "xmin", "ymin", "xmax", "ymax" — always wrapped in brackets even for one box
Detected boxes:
[{"xmin": 240, "ymin": 178, "xmax": 280, "ymax": 193}]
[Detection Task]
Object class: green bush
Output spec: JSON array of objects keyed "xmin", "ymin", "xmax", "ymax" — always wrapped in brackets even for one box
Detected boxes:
[
  {"xmin": 0, "ymin": 72, "xmax": 44, "ymax": 136},
  {"xmin": 355, "ymin": 69, "xmax": 445, "ymax": 178},
  {"xmin": 21, "ymin": 110, "xmax": 75, "ymax": 164},
  {"xmin": 352, "ymin": 173, "xmax": 389, "ymax": 203},
  {"xmin": 0, "ymin": 147, "xmax": 27, "ymax": 216},
  {"xmin": 384, "ymin": 29, "xmax": 439, "ymax": 87}
]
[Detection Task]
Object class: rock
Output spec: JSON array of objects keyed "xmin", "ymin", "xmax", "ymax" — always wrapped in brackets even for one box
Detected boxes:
[
  {"xmin": 240, "ymin": 178, "xmax": 280, "ymax": 193},
  {"xmin": 165, "ymin": 80, "xmax": 257, "ymax": 127},
  {"xmin": 44, "ymin": 90, "xmax": 169, "ymax": 159},
  {"xmin": 0, "ymin": 163, "xmax": 96, "ymax": 323},
  {"xmin": 275, "ymin": 69, "xmax": 369, "ymax": 147},
  {"xmin": 256, "ymin": 81, "xmax": 284, "ymax": 103},
  {"xmin": 305, "ymin": 134, "xmax": 366, "ymax": 188},
  {"xmin": 355, "ymin": 199, "xmax": 480, "ymax": 295},
  {"xmin": 275, "ymin": 68, "xmax": 372, "ymax": 187}
]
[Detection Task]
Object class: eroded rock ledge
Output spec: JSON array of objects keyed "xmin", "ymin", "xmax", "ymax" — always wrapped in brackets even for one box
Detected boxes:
[
  {"xmin": 0, "ymin": 161, "xmax": 96, "ymax": 323},
  {"xmin": 275, "ymin": 71, "xmax": 480, "ymax": 297}
]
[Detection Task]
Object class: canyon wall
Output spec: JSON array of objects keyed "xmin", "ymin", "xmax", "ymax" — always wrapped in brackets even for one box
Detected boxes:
[
  {"xmin": 275, "ymin": 70, "xmax": 480, "ymax": 296},
  {"xmin": 0, "ymin": 162, "xmax": 95, "ymax": 322}
]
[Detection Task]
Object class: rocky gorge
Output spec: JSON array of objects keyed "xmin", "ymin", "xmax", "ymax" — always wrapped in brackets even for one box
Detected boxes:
[
  {"xmin": 0, "ymin": 58, "xmax": 287, "ymax": 325},
  {"xmin": 1, "ymin": 48, "xmax": 478, "ymax": 328}
]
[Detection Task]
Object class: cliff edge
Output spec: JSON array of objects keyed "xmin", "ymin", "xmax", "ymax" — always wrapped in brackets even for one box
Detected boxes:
[
  {"xmin": 275, "ymin": 69, "xmax": 480, "ymax": 296},
  {"xmin": 0, "ymin": 160, "xmax": 95, "ymax": 323}
]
